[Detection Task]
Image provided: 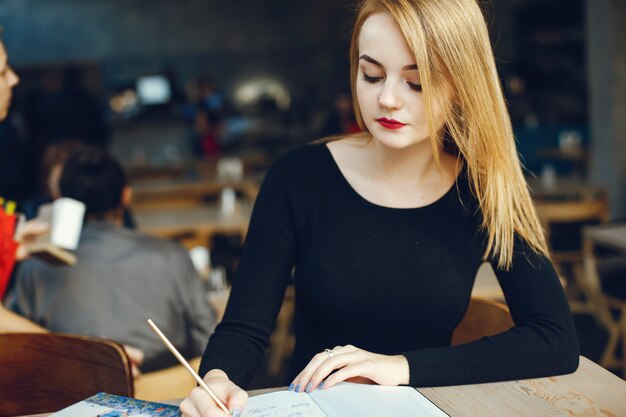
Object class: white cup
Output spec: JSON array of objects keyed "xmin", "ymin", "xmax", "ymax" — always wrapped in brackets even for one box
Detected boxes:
[
  {"xmin": 189, "ymin": 246, "xmax": 211, "ymax": 279},
  {"xmin": 36, "ymin": 198, "xmax": 86, "ymax": 250},
  {"xmin": 220, "ymin": 187, "xmax": 237, "ymax": 215}
]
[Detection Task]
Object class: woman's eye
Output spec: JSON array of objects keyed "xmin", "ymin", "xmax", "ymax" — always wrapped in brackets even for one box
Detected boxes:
[
  {"xmin": 408, "ymin": 82, "xmax": 422, "ymax": 92},
  {"xmin": 363, "ymin": 73, "xmax": 383, "ymax": 84}
]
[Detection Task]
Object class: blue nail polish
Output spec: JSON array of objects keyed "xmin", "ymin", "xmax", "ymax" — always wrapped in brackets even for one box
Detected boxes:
[
  {"xmin": 231, "ymin": 409, "xmax": 241, "ymax": 417},
  {"xmin": 295, "ymin": 384, "xmax": 301, "ymax": 393},
  {"xmin": 318, "ymin": 382, "xmax": 326, "ymax": 390},
  {"xmin": 305, "ymin": 383, "xmax": 312, "ymax": 392},
  {"xmin": 288, "ymin": 383, "xmax": 294, "ymax": 391}
]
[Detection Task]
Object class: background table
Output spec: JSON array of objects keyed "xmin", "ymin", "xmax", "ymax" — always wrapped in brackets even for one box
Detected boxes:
[
  {"xmin": 131, "ymin": 176, "xmax": 261, "ymax": 209},
  {"xmin": 585, "ymin": 223, "xmax": 626, "ymax": 253},
  {"xmin": 134, "ymin": 203, "xmax": 251, "ymax": 249}
]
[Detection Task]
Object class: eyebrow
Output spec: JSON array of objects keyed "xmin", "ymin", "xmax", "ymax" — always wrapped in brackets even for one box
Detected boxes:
[{"xmin": 359, "ymin": 54, "xmax": 418, "ymax": 71}]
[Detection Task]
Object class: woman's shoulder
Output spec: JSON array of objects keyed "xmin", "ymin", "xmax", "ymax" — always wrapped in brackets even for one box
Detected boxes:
[{"xmin": 271, "ymin": 134, "xmax": 365, "ymax": 170}]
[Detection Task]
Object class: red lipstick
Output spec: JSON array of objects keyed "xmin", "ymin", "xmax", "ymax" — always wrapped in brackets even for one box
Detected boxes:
[{"xmin": 376, "ymin": 117, "xmax": 406, "ymax": 130}]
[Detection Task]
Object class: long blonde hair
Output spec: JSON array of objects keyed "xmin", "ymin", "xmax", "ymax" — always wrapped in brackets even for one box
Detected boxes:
[{"xmin": 348, "ymin": 0, "xmax": 548, "ymax": 269}]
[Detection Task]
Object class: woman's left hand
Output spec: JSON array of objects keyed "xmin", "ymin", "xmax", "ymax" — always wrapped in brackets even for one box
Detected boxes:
[{"xmin": 289, "ymin": 345, "xmax": 409, "ymax": 393}]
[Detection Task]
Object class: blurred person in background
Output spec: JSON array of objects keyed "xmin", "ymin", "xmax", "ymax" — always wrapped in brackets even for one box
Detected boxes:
[
  {"xmin": 194, "ymin": 108, "xmax": 222, "ymax": 157},
  {"xmin": 0, "ymin": 37, "xmax": 64, "ymax": 336},
  {"xmin": 0, "ymin": 35, "xmax": 36, "ymax": 203},
  {"xmin": 21, "ymin": 140, "xmax": 136, "ymax": 228},
  {"xmin": 8, "ymin": 147, "xmax": 215, "ymax": 372},
  {"xmin": 188, "ymin": 76, "xmax": 226, "ymax": 157},
  {"xmin": 0, "ymin": 36, "xmax": 149, "ymax": 377}
]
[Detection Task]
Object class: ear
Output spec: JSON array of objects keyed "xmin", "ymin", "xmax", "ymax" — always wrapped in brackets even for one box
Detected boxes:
[{"xmin": 121, "ymin": 186, "xmax": 132, "ymax": 208}]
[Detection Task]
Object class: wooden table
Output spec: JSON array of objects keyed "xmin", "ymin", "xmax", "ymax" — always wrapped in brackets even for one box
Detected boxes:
[
  {"xmin": 131, "ymin": 176, "xmax": 261, "ymax": 209},
  {"xmin": 22, "ymin": 357, "xmax": 625, "ymax": 417},
  {"xmin": 420, "ymin": 357, "xmax": 625, "ymax": 416},
  {"xmin": 134, "ymin": 203, "xmax": 251, "ymax": 248},
  {"xmin": 527, "ymin": 177, "xmax": 607, "ymax": 202},
  {"xmin": 585, "ymin": 223, "xmax": 626, "ymax": 253},
  {"xmin": 254, "ymin": 357, "xmax": 625, "ymax": 416}
]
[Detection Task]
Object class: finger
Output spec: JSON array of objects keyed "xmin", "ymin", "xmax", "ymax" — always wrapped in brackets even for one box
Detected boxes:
[
  {"xmin": 189, "ymin": 387, "xmax": 230, "ymax": 417},
  {"xmin": 15, "ymin": 245, "xmax": 28, "ymax": 262},
  {"xmin": 131, "ymin": 363, "xmax": 141, "ymax": 379},
  {"xmin": 123, "ymin": 345, "xmax": 145, "ymax": 365},
  {"xmin": 290, "ymin": 350, "xmax": 334, "ymax": 392},
  {"xmin": 180, "ymin": 397, "xmax": 202, "ymax": 417},
  {"xmin": 226, "ymin": 385, "xmax": 249, "ymax": 417},
  {"xmin": 321, "ymin": 362, "xmax": 370, "ymax": 390},
  {"xmin": 17, "ymin": 222, "xmax": 49, "ymax": 242},
  {"xmin": 309, "ymin": 351, "xmax": 365, "ymax": 390},
  {"xmin": 294, "ymin": 345, "xmax": 357, "ymax": 392}
]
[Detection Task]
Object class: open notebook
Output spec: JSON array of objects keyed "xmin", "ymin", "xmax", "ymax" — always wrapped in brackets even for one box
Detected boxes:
[
  {"xmin": 242, "ymin": 382, "xmax": 449, "ymax": 417},
  {"xmin": 50, "ymin": 383, "xmax": 448, "ymax": 417}
]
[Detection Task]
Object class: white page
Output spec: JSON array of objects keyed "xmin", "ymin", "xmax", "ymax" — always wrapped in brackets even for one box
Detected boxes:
[
  {"xmin": 309, "ymin": 383, "xmax": 449, "ymax": 417},
  {"xmin": 242, "ymin": 390, "xmax": 327, "ymax": 417},
  {"xmin": 50, "ymin": 401, "xmax": 113, "ymax": 417}
]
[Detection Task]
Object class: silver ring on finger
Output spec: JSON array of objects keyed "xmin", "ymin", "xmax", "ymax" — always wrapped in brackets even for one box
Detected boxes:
[{"xmin": 324, "ymin": 348, "xmax": 335, "ymax": 358}]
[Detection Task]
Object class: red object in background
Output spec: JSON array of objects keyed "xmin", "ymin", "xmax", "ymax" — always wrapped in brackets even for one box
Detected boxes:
[
  {"xmin": 0, "ymin": 211, "xmax": 18, "ymax": 299},
  {"xmin": 201, "ymin": 133, "xmax": 220, "ymax": 156}
]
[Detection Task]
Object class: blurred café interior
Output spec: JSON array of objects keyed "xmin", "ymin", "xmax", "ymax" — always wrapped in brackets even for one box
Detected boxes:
[{"xmin": 0, "ymin": 0, "xmax": 625, "ymax": 405}]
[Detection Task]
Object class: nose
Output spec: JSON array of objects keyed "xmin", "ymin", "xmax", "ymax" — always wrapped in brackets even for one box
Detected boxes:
[
  {"xmin": 378, "ymin": 79, "xmax": 402, "ymax": 110},
  {"xmin": 8, "ymin": 67, "xmax": 19, "ymax": 87}
]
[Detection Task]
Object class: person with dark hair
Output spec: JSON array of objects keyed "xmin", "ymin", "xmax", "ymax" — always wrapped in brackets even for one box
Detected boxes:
[
  {"xmin": 8, "ymin": 147, "xmax": 215, "ymax": 371},
  {"xmin": 59, "ymin": 146, "xmax": 129, "ymax": 219}
]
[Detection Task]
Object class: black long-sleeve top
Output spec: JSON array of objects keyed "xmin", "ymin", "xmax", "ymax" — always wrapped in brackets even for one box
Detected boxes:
[{"xmin": 200, "ymin": 143, "xmax": 579, "ymax": 388}]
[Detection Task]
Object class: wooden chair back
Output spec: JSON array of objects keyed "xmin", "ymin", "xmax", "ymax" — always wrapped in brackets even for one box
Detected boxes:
[
  {"xmin": 452, "ymin": 297, "xmax": 514, "ymax": 345},
  {"xmin": 534, "ymin": 197, "xmax": 610, "ymax": 261},
  {"xmin": 0, "ymin": 333, "xmax": 134, "ymax": 416}
]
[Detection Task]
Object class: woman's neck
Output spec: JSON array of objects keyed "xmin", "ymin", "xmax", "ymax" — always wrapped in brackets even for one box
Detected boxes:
[{"xmin": 365, "ymin": 137, "xmax": 452, "ymax": 186}]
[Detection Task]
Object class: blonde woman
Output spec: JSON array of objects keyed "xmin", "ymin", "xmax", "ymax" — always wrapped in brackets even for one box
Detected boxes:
[{"xmin": 182, "ymin": 1, "xmax": 578, "ymax": 415}]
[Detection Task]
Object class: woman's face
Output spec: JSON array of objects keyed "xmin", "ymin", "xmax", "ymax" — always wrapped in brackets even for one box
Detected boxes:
[
  {"xmin": 356, "ymin": 12, "xmax": 448, "ymax": 150},
  {"xmin": 0, "ymin": 42, "xmax": 20, "ymax": 122}
]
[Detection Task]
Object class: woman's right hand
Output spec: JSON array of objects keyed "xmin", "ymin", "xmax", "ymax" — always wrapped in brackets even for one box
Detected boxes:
[{"xmin": 180, "ymin": 369, "xmax": 248, "ymax": 417}]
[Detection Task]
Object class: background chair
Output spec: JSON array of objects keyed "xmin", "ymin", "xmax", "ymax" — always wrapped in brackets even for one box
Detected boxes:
[
  {"xmin": 582, "ymin": 224, "xmax": 626, "ymax": 378},
  {"xmin": 534, "ymin": 196, "xmax": 610, "ymax": 312},
  {"xmin": 452, "ymin": 297, "xmax": 514, "ymax": 345},
  {"xmin": 0, "ymin": 333, "xmax": 133, "ymax": 416}
]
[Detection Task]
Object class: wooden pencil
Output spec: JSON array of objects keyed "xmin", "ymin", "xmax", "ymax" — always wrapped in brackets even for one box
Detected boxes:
[{"xmin": 147, "ymin": 319, "xmax": 230, "ymax": 414}]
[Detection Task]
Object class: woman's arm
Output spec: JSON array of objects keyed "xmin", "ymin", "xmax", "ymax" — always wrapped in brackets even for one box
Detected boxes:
[
  {"xmin": 402, "ymin": 237, "xmax": 579, "ymax": 387},
  {"xmin": 291, "ymin": 236, "xmax": 579, "ymax": 390},
  {"xmin": 0, "ymin": 305, "xmax": 47, "ymax": 333},
  {"xmin": 198, "ymin": 151, "xmax": 302, "ymax": 387}
]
